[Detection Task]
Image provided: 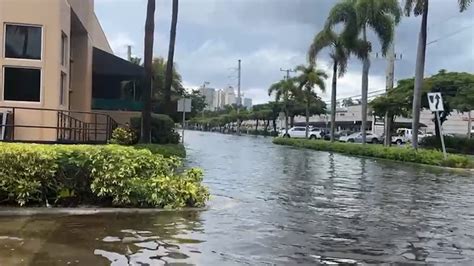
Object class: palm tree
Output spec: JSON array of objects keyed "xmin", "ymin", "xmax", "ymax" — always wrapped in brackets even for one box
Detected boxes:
[
  {"xmin": 293, "ymin": 65, "xmax": 328, "ymax": 138},
  {"xmin": 142, "ymin": 0, "xmax": 156, "ymax": 143},
  {"xmin": 268, "ymin": 79, "xmax": 297, "ymax": 135},
  {"xmin": 406, "ymin": 0, "xmax": 471, "ymax": 148},
  {"xmin": 164, "ymin": 0, "xmax": 179, "ymax": 115},
  {"xmin": 325, "ymin": 0, "xmax": 401, "ymax": 144},
  {"xmin": 308, "ymin": 29, "xmax": 368, "ymax": 142}
]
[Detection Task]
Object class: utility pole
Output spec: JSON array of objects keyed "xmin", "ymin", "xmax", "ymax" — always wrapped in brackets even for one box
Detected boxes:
[
  {"xmin": 280, "ymin": 68, "xmax": 295, "ymax": 134},
  {"xmin": 237, "ymin": 59, "xmax": 242, "ymax": 136},
  {"xmin": 127, "ymin": 45, "xmax": 132, "ymax": 61}
]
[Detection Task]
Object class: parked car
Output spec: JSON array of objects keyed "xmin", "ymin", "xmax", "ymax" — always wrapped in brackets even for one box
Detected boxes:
[
  {"xmin": 322, "ymin": 130, "xmax": 352, "ymax": 141},
  {"xmin": 280, "ymin": 127, "xmax": 308, "ymax": 138},
  {"xmin": 391, "ymin": 128, "xmax": 430, "ymax": 145},
  {"xmin": 340, "ymin": 132, "xmax": 381, "ymax": 144},
  {"xmin": 309, "ymin": 128, "xmax": 323, "ymax": 139}
]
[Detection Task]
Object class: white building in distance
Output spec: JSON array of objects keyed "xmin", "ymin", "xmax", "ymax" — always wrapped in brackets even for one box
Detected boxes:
[
  {"xmin": 199, "ymin": 87, "xmax": 216, "ymax": 111},
  {"xmin": 243, "ymin": 98, "xmax": 253, "ymax": 110}
]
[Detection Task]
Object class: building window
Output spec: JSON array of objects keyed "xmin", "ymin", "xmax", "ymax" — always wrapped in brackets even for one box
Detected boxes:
[
  {"xmin": 3, "ymin": 67, "xmax": 41, "ymax": 102},
  {"xmin": 5, "ymin": 24, "xmax": 42, "ymax": 60},
  {"xmin": 60, "ymin": 72, "xmax": 67, "ymax": 105},
  {"xmin": 61, "ymin": 32, "xmax": 67, "ymax": 66}
]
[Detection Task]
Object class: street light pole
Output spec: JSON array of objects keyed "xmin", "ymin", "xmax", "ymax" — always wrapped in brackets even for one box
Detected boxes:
[{"xmin": 237, "ymin": 59, "xmax": 242, "ymax": 136}]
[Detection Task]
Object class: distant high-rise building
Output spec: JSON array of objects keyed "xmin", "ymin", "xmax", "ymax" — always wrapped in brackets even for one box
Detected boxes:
[
  {"xmin": 199, "ymin": 87, "xmax": 215, "ymax": 111},
  {"xmin": 224, "ymin": 86, "xmax": 236, "ymax": 106},
  {"xmin": 213, "ymin": 89, "xmax": 225, "ymax": 110},
  {"xmin": 243, "ymin": 98, "xmax": 253, "ymax": 110}
]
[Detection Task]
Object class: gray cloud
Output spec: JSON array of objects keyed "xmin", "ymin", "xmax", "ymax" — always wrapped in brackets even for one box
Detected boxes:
[{"xmin": 95, "ymin": 0, "xmax": 474, "ymax": 104}]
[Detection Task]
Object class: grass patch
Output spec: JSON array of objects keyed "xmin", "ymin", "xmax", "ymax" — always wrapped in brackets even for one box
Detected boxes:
[
  {"xmin": 134, "ymin": 143, "xmax": 186, "ymax": 158},
  {"xmin": 273, "ymin": 138, "xmax": 474, "ymax": 169},
  {"xmin": 0, "ymin": 143, "xmax": 207, "ymax": 208}
]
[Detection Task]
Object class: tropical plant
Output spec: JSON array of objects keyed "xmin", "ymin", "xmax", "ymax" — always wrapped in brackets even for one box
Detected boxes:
[
  {"xmin": 142, "ymin": 0, "xmax": 156, "ymax": 143},
  {"xmin": 405, "ymin": 0, "xmax": 472, "ymax": 148},
  {"xmin": 293, "ymin": 64, "xmax": 328, "ymax": 137},
  {"xmin": 151, "ymin": 57, "xmax": 185, "ymax": 114},
  {"xmin": 325, "ymin": 0, "xmax": 401, "ymax": 144},
  {"xmin": 308, "ymin": 28, "xmax": 368, "ymax": 142},
  {"xmin": 164, "ymin": 0, "xmax": 180, "ymax": 115},
  {"xmin": 268, "ymin": 79, "xmax": 297, "ymax": 135}
]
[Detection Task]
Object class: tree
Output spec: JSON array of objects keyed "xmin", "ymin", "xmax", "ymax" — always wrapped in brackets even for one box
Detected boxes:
[
  {"xmin": 130, "ymin": 57, "xmax": 142, "ymax": 65},
  {"xmin": 150, "ymin": 57, "xmax": 184, "ymax": 115},
  {"xmin": 164, "ymin": 0, "xmax": 179, "ymax": 115},
  {"xmin": 325, "ymin": 0, "xmax": 401, "ymax": 144},
  {"xmin": 268, "ymin": 79, "xmax": 297, "ymax": 135},
  {"xmin": 342, "ymin": 97, "xmax": 356, "ymax": 107},
  {"xmin": 293, "ymin": 64, "xmax": 328, "ymax": 137},
  {"xmin": 141, "ymin": 0, "xmax": 156, "ymax": 143},
  {"xmin": 308, "ymin": 28, "xmax": 368, "ymax": 142},
  {"xmin": 405, "ymin": 0, "xmax": 472, "ymax": 148},
  {"xmin": 189, "ymin": 90, "xmax": 207, "ymax": 119}
]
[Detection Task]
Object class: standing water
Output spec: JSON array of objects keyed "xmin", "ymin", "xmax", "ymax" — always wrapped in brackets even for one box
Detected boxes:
[{"xmin": 0, "ymin": 131, "xmax": 473, "ymax": 265}]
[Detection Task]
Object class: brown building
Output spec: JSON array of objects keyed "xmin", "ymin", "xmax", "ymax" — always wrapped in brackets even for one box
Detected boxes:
[{"xmin": 0, "ymin": 0, "xmax": 143, "ymax": 143}]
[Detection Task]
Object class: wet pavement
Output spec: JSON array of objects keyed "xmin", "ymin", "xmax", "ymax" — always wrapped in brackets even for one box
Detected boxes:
[{"xmin": 1, "ymin": 130, "xmax": 474, "ymax": 265}]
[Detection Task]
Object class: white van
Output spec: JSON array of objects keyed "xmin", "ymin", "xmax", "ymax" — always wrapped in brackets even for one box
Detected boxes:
[{"xmin": 391, "ymin": 128, "xmax": 430, "ymax": 145}]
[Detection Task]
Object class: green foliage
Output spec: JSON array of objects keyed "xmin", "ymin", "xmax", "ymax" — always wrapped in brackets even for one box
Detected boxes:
[
  {"xmin": 110, "ymin": 127, "xmax": 138, "ymax": 146},
  {"xmin": 273, "ymin": 138, "xmax": 473, "ymax": 169},
  {"xmin": 0, "ymin": 143, "xmax": 208, "ymax": 207},
  {"xmin": 131, "ymin": 114, "xmax": 180, "ymax": 144},
  {"xmin": 420, "ymin": 136, "xmax": 474, "ymax": 155},
  {"xmin": 135, "ymin": 144, "xmax": 186, "ymax": 158}
]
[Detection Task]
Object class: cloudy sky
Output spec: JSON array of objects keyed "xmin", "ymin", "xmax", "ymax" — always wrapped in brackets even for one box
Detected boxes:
[{"xmin": 95, "ymin": 0, "xmax": 474, "ymax": 104}]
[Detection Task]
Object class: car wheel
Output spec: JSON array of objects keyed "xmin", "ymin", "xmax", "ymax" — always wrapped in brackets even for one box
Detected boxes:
[
  {"xmin": 371, "ymin": 138, "xmax": 378, "ymax": 144},
  {"xmin": 309, "ymin": 135, "xmax": 317, "ymax": 140},
  {"xmin": 348, "ymin": 139, "xmax": 354, "ymax": 143},
  {"xmin": 396, "ymin": 139, "xmax": 403, "ymax": 145}
]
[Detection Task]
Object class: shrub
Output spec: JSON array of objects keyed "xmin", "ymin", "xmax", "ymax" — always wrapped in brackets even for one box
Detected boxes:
[
  {"xmin": 420, "ymin": 136, "xmax": 474, "ymax": 155},
  {"xmin": 135, "ymin": 144, "xmax": 186, "ymax": 158},
  {"xmin": 110, "ymin": 127, "xmax": 138, "ymax": 145},
  {"xmin": 131, "ymin": 114, "xmax": 181, "ymax": 144},
  {"xmin": 273, "ymin": 138, "xmax": 474, "ymax": 169},
  {"xmin": 0, "ymin": 143, "xmax": 208, "ymax": 207}
]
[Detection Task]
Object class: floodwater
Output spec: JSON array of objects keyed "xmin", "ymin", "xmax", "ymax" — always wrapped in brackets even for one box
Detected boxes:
[{"xmin": 1, "ymin": 130, "xmax": 473, "ymax": 265}]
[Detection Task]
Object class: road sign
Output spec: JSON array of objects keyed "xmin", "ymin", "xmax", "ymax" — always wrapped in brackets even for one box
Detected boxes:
[
  {"xmin": 427, "ymin": 92, "xmax": 444, "ymax": 112},
  {"xmin": 177, "ymin": 98, "xmax": 192, "ymax": 113}
]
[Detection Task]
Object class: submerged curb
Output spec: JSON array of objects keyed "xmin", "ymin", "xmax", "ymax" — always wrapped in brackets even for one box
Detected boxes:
[{"xmin": 0, "ymin": 207, "xmax": 208, "ymax": 216}]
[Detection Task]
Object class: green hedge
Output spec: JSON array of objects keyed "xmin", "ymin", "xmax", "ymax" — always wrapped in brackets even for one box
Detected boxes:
[
  {"xmin": 0, "ymin": 143, "xmax": 208, "ymax": 207},
  {"xmin": 273, "ymin": 138, "xmax": 474, "ymax": 169},
  {"xmin": 131, "ymin": 114, "xmax": 180, "ymax": 144},
  {"xmin": 135, "ymin": 144, "xmax": 186, "ymax": 158},
  {"xmin": 420, "ymin": 136, "xmax": 474, "ymax": 155}
]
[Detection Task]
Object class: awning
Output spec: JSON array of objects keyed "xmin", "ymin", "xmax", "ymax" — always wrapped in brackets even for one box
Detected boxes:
[{"xmin": 92, "ymin": 47, "xmax": 144, "ymax": 78}]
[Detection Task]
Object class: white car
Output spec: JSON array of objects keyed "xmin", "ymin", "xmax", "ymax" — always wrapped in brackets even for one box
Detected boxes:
[
  {"xmin": 280, "ymin": 127, "xmax": 309, "ymax": 138},
  {"xmin": 309, "ymin": 128, "xmax": 323, "ymax": 139},
  {"xmin": 391, "ymin": 128, "xmax": 431, "ymax": 145},
  {"xmin": 340, "ymin": 132, "xmax": 381, "ymax": 144}
]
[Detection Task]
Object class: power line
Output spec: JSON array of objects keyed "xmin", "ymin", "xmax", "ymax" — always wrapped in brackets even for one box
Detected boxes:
[{"xmin": 427, "ymin": 23, "xmax": 474, "ymax": 45}]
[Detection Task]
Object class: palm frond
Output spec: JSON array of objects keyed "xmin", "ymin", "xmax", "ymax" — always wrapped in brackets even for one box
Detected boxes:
[
  {"xmin": 459, "ymin": 0, "xmax": 473, "ymax": 11},
  {"xmin": 308, "ymin": 30, "xmax": 336, "ymax": 64},
  {"xmin": 369, "ymin": 13, "xmax": 394, "ymax": 55}
]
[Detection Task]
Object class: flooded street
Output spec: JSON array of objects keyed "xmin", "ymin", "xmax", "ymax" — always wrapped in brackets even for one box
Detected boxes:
[{"xmin": 1, "ymin": 130, "xmax": 474, "ymax": 265}]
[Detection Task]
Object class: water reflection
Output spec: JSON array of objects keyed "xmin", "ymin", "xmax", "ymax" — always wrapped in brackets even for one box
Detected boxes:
[{"xmin": 1, "ymin": 131, "xmax": 474, "ymax": 265}]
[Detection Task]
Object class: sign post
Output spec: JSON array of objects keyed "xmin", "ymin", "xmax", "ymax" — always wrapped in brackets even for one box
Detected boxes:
[
  {"xmin": 177, "ymin": 98, "xmax": 192, "ymax": 144},
  {"xmin": 427, "ymin": 92, "xmax": 446, "ymax": 159}
]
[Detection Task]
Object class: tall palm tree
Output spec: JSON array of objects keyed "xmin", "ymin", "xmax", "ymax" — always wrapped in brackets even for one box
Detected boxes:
[
  {"xmin": 326, "ymin": 0, "xmax": 401, "ymax": 144},
  {"xmin": 293, "ymin": 65, "xmax": 328, "ymax": 138},
  {"xmin": 142, "ymin": 0, "xmax": 156, "ymax": 143},
  {"xmin": 164, "ymin": 0, "xmax": 179, "ymax": 115},
  {"xmin": 406, "ymin": 0, "xmax": 471, "ymax": 148},
  {"xmin": 268, "ymin": 79, "xmax": 297, "ymax": 135},
  {"xmin": 308, "ymin": 29, "xmax": 368, "ymax": 142}
]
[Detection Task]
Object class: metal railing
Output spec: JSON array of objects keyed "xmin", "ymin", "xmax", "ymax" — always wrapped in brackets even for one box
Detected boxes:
[{"xmin": 0, "ymin": 106, "xmax": 118, "ymax": 144}]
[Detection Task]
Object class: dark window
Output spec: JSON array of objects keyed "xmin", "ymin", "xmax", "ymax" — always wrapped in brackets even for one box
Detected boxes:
[
  {"xmin": 4, "ymin": 67, "xmax": 41, "ymax": 102},
  {"xmin": 5, "ymin": 24, "xmax": 42, "ymax": 60},
  {"xmin": 61, "ymin": 32, "xmax": 67, "ymax": 66},
  {"xmin": 60, "ymin": 72, "xmax": 67, "ymax": 105}
]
